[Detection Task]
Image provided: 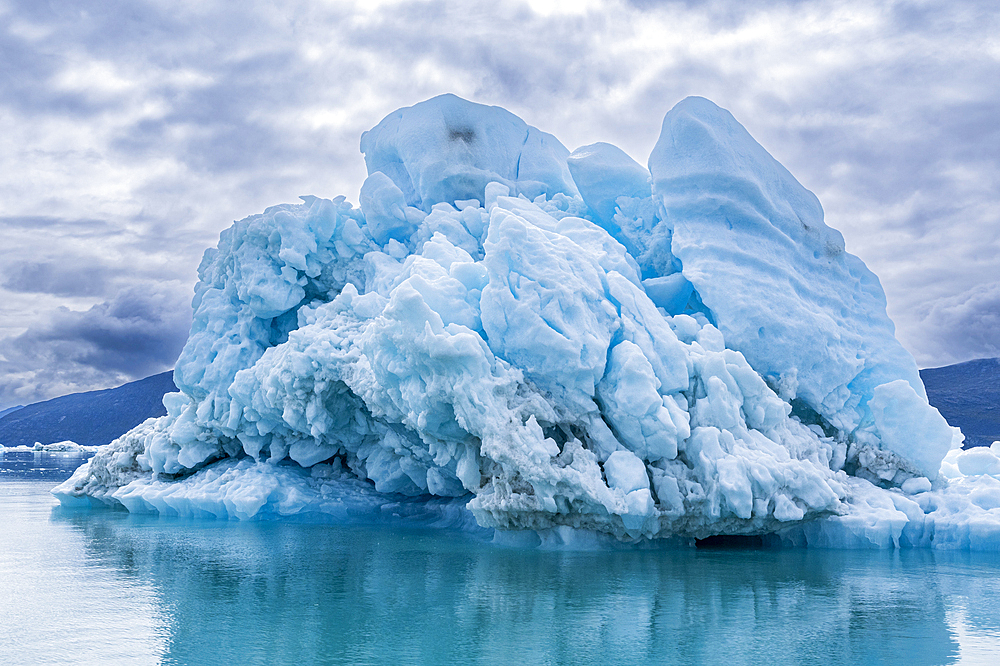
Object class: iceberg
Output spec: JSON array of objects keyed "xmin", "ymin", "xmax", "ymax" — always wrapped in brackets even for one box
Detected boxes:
[
  {"xmin": 0, "ymin": 440, "xmax": 99, "ymax": 453},
  {"xmin": 54, "ymin": 94, "xmax": 997, "ymax": 548}
]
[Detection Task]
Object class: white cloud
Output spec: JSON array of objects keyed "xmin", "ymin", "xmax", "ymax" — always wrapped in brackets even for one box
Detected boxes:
[{"xmin": 1, "ymin": 0, "xmax": 998, "ymax": 408}]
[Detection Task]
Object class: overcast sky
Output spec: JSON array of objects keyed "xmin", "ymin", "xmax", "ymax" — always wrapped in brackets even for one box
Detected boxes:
[{"xmin": 1, "ymin": 0, "xmax": 997, "ymax": 410}]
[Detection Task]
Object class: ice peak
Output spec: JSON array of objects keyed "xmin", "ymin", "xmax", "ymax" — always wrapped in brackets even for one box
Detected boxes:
[{"xmin": 360, "ymin": 93, "xmax": 578, "ymax": 212}]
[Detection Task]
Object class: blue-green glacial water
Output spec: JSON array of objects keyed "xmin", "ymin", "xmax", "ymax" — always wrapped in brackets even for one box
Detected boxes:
[{"xmin": 2, "ymin": 451, "xmax": 999, "ymax": 665}]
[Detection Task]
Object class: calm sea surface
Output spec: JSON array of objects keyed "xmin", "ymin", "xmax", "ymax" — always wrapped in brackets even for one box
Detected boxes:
[{"xmin": 2, "ymin": 450, "xmax": 1000, "ymax": 665}]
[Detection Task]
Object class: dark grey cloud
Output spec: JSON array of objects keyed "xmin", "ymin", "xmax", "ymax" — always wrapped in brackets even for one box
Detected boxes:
[
  {"xmin": 3, "ymin": 261, "xmax": 113, "ymax": 297},
  {"xmin": 0, "ymin": 284, "xmax": 191, "ymax": 408},
  {"xmin": 36, "ymin": 287, "xmax": 186, "ymax": 372},
  {"xmin": 1, "ymin": 0, "xmax": 998, "ymax": 409}
]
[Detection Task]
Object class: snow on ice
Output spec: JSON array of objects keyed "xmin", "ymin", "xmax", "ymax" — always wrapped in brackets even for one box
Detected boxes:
[{"xmin": 53, "ymin": 94, "xmax": 998, "ymax": 549}]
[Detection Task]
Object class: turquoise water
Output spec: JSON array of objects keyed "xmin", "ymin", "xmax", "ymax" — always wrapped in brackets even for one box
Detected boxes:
[{"xmin": 2, "ymin": 452, "xmax": 1000, "ymax": 665}]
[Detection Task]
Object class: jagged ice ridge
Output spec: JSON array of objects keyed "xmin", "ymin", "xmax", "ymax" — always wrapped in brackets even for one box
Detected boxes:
[{"xmin": 55, "ymin": 95, "xmax": 1000, "ymax": 549}]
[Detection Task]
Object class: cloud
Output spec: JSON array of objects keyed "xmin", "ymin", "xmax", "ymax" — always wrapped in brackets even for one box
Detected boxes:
[
  {"xmin": 0, "ymin": 283, "xmax": 192, "ymax": 408},
  {"xmin": 911, "ymin": 283, "xmax": 1000, "ymax": 369},
  {"xmin": 3, "ymin": 261, "xmax": 115, "ymax": 297},
  {"xmin": 1, "ymin": 0, "xmax": 998, "ymax": 409}
]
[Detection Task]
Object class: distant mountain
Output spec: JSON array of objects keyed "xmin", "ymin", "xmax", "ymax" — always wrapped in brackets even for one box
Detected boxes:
[
  {"xmin": 0, "ymin": 371, "xmax": 177, "ymax": 448},
  {"xmin": 0, "ymin": 405, "xmax": 22, "ymax": 419},
  {"xmin": 921, "ymin": 357, "xmax": 1000, "ymax": 449}
]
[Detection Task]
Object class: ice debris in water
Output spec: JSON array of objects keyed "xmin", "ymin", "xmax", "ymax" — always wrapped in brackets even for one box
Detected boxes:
[
  {"xmin": 54, "ymin": 94, "xmax": 995, "ymax": 548},
  {"xmin": 0, "ymin": 440, "xmax": 99, "ymax": 453}
]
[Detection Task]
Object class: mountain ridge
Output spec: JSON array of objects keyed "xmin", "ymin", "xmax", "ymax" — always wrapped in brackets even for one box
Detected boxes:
[
  {"xmin": 0, "ymin": 371, "xmax": 177, "ymax": 448},
  {"xmin": 920, "ymin": 357, "xmax": 1000, "ymax": 448}
]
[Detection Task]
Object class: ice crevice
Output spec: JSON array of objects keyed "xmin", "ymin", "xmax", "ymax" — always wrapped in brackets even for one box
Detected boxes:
[{"xmin": 54, "ymin": 93, "xmax": 999, "ymax": 549}]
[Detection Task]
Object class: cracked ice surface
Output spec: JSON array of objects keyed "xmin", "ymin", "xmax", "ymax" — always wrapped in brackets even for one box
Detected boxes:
[{"xmin": 55, "ymin": 94, "xmax": 995, "ymax": 548}]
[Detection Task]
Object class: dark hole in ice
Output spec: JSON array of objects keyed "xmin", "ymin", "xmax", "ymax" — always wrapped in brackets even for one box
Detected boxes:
[
  {"xmin": 448, "ymin": 128, "xmax": 476, "ymax": 143},
  {"xmin": 541, "ymin": 423, "xmax": 569, "ymax": 447},
  {"xmin": 789, "ymin": 398, "xmax": 837, "ymax": 438},
  {"xmin": 695, "ymin": 534, "xmax": 766, "ymax": 549}
]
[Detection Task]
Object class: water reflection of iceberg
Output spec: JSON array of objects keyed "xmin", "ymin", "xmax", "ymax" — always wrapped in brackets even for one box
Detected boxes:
[{"xmin": 54, "ymin": 507, "xmax": 1000, "ymax": 665}]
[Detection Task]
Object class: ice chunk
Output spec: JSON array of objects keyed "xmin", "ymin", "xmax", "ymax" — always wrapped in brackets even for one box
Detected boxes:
[
  {"xmin": 901, "ymin": 477, "xmax": 932, "ymax": 494},
  {"xmin": 567, "ymin": 142, "xmax": 650, "ymax": 226},
  {"xmin": 776, "ymin": 473, "xmax": 1000, "ymax": 551},
  {"xmin": 604, "ymin": 450, "xmax": 649, "ymax": 493},
  {"xmin": 648, "ymin": 96, "xmax": 946, "ymax": 476},
  {"xmin": 34, "ymin": 440, "xmax": 82, "ymax": 452},
  {"xmin": 479, "ymin": 198, "xmax": 619, "ymax": 414},
  {"xmin": 868, "ymin": 379, "xmax": 954, "ymax": 478},
  {"xmin": 641, "ymin": 274, "xmax": 694, "ymax": 314},
  {"xmin": 359, "ymin": 171, "xmax": 419, "ymax": 246},
  {"xmin": 173, "ymin": 194, "xmax": 373, "ymax": 434},
  {"xmin": 1, "ymin": 440, "xmax": 100, "ymax": 453},
  {"xmin": 597, "ymin": 340, "xmax": 684, "ymax": 461},
  {"xmin": 360, "ymin": 94, "xmax": 578, "ymax": 211},
  {"xmin": 956, "ymin": 447, "xmax": 1000, "ymax": 476}
]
